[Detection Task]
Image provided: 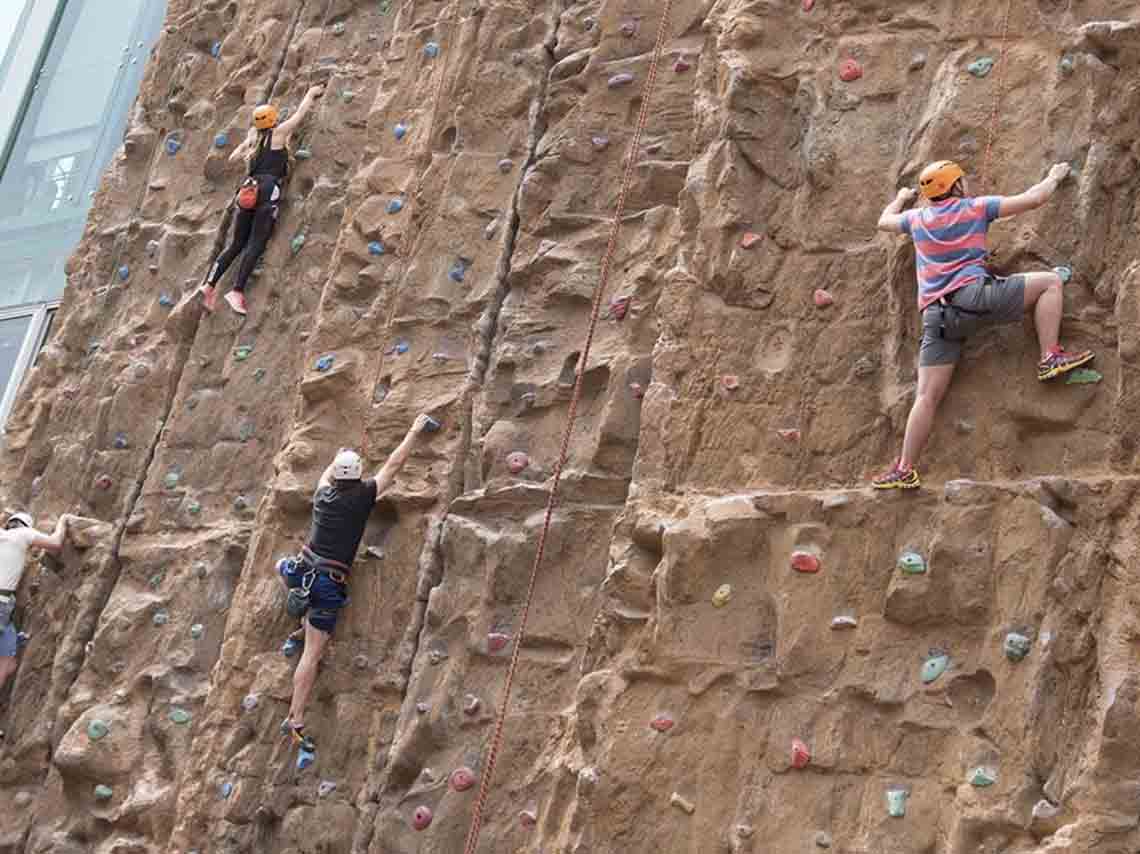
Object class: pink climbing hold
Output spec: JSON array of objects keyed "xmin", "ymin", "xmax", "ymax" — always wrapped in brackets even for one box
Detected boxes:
[
  {"xmin": 94, "ymin": 474, "xmax": 113, "ymax": 490},
  {"xmin": 520, "ymin": 809, "xmax": 538, "ymax": 828},
  {"xmin": 790, "ymin": 551, "xmax": 821, "ymax": 574},
  {"xmin": 620, "ymin": 20, "xmax": 637, "ymax": 37},
  {"xmin": 813, "ymin": 289, "xmax": 834, "ymax": 308},
  {"xmin": 802, "ymin": 0, "xmax": 814, "ymax": 10},
  {"xmin": 839, "ymin": 59, "xmax": 863, "ymax": 82},
  {"xmin": 412, "ymin": 805, "xmax": 433, "ymax": 831},
  {"xmin": 650, "ymin": 715, "xmax": 675, "ymax": 733},
  {"xmin": 507, "ymin": 452, "xmax": 529, "ymax": 474},
  {"xmin": 673, "ymin": 57, "xmax": 691, "ymax": 73},
  {"xmin": 450, "ymin": 766, "xmax": 476, "ymax": 792},
  {"xmin": 722, "ymin": 375, "xmax": 740, "ymax": 392},
  {"xmin": 609, "ymin": 295, "xmax": 631, "ymax": 320},
  {"xmin": 740, "ymin": 232, "xmax": 763, "ymax": 249},
  {"xmin": 630, "ymin": 382, "xmax": 645, "ymax": 399},
  {"xmin": 791, "ymin": 738, "xmax": 811, "ymax": 769},
  {"xmin": 488, "ymin": 632, "xmax": 511, "ymax": 653},
  {"xmin": 776, "ymin": 428, "xmax": 801, "ymax": 442}
]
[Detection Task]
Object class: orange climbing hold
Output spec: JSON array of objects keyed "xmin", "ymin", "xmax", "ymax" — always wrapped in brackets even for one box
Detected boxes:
[
  {"xmin": 791, "ymin": 738, "xmax": 811, "ymax": 769},
  {"xmin": 790, "ymin": 551, "xmax": 820, "ymax": 574},
  {"xmin": 839, "ymin": 59, "xmax": 863, "ymax": 82}
]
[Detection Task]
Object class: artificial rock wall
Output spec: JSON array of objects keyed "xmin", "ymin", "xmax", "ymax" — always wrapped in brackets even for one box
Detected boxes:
[{"xmin": 3, "ymin": 0, "xmax": 1140, "ymax": 852}]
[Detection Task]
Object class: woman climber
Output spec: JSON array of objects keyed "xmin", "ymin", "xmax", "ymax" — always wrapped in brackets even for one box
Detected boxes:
[
  {"xmin": 200, "ymin": 84, "xmax": 324, "ymax": 316},
  {"xmin": 871, "ymin": 160, "xmax": 1094, "ymax": 490}
]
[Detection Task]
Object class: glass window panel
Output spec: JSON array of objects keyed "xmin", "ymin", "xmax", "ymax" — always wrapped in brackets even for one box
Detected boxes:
[
  {"xmin": 32, "ymin": 306, "xmax": 55, "ymax": 364},
  {"xmin": 0, "ymin": 314, "xmax": 32, "ymax": 403}
]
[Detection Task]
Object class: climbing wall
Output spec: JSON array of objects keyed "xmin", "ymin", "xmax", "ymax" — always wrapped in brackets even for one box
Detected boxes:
[{"xmin": 3, "ymin": 0, "xmax": 1140, "ymax": 852}]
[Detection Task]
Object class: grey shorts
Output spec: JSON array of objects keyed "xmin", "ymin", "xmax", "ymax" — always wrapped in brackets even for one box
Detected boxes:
[
  {"xmin": 920, "ymin": 275, "xmax": 1026, "ymax": 366},
  {"xmin": 0, "ymin": 595, "xmax": 16, "ymax": 658}
]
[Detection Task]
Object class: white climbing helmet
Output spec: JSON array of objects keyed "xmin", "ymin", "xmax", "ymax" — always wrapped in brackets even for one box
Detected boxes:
[
  {"xmin": 6, "ymin": 511, "xmax": 33, "ymax": 529},
  {"xmin": 332, "ymin": 449, "xmax": 363, "ymax": 481}
]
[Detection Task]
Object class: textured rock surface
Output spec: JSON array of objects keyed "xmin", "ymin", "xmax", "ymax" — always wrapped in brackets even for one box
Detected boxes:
[{"xmin": 1, "ymin": 0, "xmax": 1139, "ymax": 852}]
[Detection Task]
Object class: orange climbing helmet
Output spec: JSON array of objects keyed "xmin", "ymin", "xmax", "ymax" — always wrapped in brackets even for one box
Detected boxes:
[
  {"xmin": 918, "ymin": 160, "xmax": 966, "ymax": 200},
  {"xmin": 252, "ymin": 104, "xmax": 279, "ymax": 130}
]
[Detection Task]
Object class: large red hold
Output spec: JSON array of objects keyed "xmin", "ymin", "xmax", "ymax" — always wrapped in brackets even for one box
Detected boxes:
[
  {"xmin": 451, "ymin": 766, "xmax": 476, "ymax": 792},
  {"xmin": 839, "ymin": 59, "xmax": 863, "ymax": 82},
  {"xmin": 791, "ymin": 551, "xmax": 821, "ymax": 573},
  {"xmin": 413, "ymin": 805, "xmax": 433, "ymax": 830},
  {"xmin": 488, "ymin": 632, "xmax": 511, "ymax": 653},
  {"xmin": 650, "ymin": 715, "xmax": 675, "ymax": 733},
  {"xmin": 740, "ymin": 232, "xmax": 763, "ymax": 249},
  {"xmin": 792, "ymin": 738, "xmax": 811, "ymax": 769}
]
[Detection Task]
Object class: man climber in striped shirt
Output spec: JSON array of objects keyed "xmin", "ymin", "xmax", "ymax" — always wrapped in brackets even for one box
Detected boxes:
[{"xmin": 871, "ymin": 160, "xmax": 1093, "ymax": 490}]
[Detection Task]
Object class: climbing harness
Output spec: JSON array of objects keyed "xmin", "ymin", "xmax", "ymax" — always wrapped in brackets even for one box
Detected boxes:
[
  {"xmin": 461, "ymin": 0, "xmax": 676, "ymax": 849},
  {"xmin": 979, "ymin": 0, "xmax": 1013, "ymax": 191}
]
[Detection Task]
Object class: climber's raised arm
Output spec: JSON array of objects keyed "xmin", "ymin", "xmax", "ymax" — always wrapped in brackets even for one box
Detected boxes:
[
  {"xmin": 276, "ymin": 85, "xmax": 324, "ymax": 142},
  {"xmin": 996, "ymin": 163, "xmax": 1070, "ymax": 218},
  {"xmin": 877, "ymin": 187, "xmax": 917, "ymax": 233}
]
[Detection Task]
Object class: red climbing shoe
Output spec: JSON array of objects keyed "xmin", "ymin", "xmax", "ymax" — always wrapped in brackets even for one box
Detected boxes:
[
  {"xmin": 872, "ymin": 461, "xmax": 920, "ymax": 491},
  {"xmin": 199, "ymin": 285, "xmax": 217, "ymax": 312},
  {"xmin": 1037, "ymin": 346, "xmax": 1094, "ymax": 382},
  {"xmin": 224, "ymin": 290, "xmax": 248, "ymax": 316}
]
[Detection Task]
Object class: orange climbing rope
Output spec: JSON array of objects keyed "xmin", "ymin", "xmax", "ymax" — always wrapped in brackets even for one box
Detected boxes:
[
  {"xmin": 461, "ymin": 0, "xmax": 675, "ymax": 850},
  {"xmin": 979, "ymin": 0, "xmax": 1014, "ymax": 191}
]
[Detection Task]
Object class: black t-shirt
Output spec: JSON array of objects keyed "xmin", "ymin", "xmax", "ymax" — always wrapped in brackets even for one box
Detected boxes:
[{"xmin": 307, "ymin": 479, "xmax": 378, "ymax": 567}]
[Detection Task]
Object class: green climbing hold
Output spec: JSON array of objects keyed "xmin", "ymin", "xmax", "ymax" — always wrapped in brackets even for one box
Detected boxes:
[
  {"xmin": 234, "ymin": 345, "xmax": 253, "ymax": 361},
  {"xmin": 169, "ymin": 707, "xmax": 192, "ymax": 725},
  {"xmin": 1003, "ymin": 631, "xmax": 1031, "ymax": 661},
  {"xmin": 291, "ymin": 234, "xmax": 306, "ymax": 255},
  {"xmin": 1054, "ymin": 265, "xmax": 1073, "ymax": 283},
  {"xmin": 190, "ymin": 623, "xmax": 204, "ymax": 639},
  {"xmin": 1065, "ymin": 368, "xmax": 1102, "ymax": 385},
  {"xmin": 87, "ymin": 719, "xmax": 110, "ymax": 741},
  {"xmin": 187, "ymin": 500, "xmax": 202, "ymax": 515},
  {"xmin": 1059, "ymin": 55, "xmax": 1075, "ymax": 75},
  {"xmin": 341, "ymin": 89, "xmax": 355, "ymax": 103},
  {"xmin": 296, "ymin": 146, "xmax": 312, "ymax": 160},
  {"xmin": 897, "ymin": 552, "xmax": 926, "ymax": 575},
  {"xmin": 921, "ymin": 653, "xmax": 949, "ymax": 684},
  {"xmin": 149, "ymin": 571, "xmax": 165, "ymax": 589},
  {"xmin": 968, "ymin": 57, "xmax": 995, "ymax": 78},
  {"xmin": 94, "ymin": 784, "xmax": 113, "ymax": 800},
  {"xmin": 968, "ymin": 767, "xmax": 996, "ymax": 787},
  {"xmin": 886, "ymin": 788, "xmax": 908, "ymax": 817}
]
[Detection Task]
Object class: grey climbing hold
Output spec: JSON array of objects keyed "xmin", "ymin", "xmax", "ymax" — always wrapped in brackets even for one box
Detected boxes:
[
  {"xmin": 886, "ymin": 787, "xmax": 908, "ymax": 817},
  {"xmin": 608, "ymin": 72, "xmax": 635, "ymax": 88},
  {"xmin": 210, "ymin": 41, "xmax": 222, "ymax": 58},
  {"xmin": 909, "ymin": 51, "xmax": 927, "ymax": 71},
  {"xmin": 463, "ymin": 694, "xmax": 481, "ymax": 715},
  {"xmin": 968, "ymin": 57, "xmax": 995, "ymax": 78},
  {"xmin": 253, "ymin": 367, "xmax": 267, "ymax": 383},
  {"xmin": 815, "ymin": 831, "xmax": 832, "ymax": 848},
  {"xmin": 897, "ymin": 552, "xmax": 926, "ymax": 575},
  {"xmin": 368, "ymin": 240, "xmax": 385, "ymax": 256},
  {"xmin": 1033, "ymin": 799, "xmax": 1060, "ymax": 820},
  {"xmin": 387, "ymin": 197, "xmax": 404, "ymax": 214},
  {"xmin": 219, "ymin": 781, "xmax": 233, "ymax": 799},
  {"xmin": 233, "ymin": 495, "xmax": 249, "ymax": 512},
  {"xmin": 921, "ymin": 653, "xmax": 949, "ymax": 684},
  {"xmin": 394, "ymin": 122, "xmax": 408, "ymax": 140},
  {"xmin": 169, "ymin": 707, "xmax": 191, "ymax": 725},
  {"xmin": 315, "ymin": 354, "xmax": 335, "ymax": 372},
  {"xmin": 428, "ymin": 648, "xmax": 448, "ymax": 665},
  {"xmin": 190, "ymin": 623, "xmax": 204, "ymax": 639},
  {"xmin": 146, "ymin": 239, "xmax": 160, "ymax": 256},
  {"xmin": 498, "ymin": 158, "xmax": 513, "ymax": 173},
  {"xmin": 164, "ymin": 135, "xmax": 182, "ymax": 156},
  {"xmin": 153, "ymin": 611, "xmax": 169, "ymax": 627},
  {"xmin": 241, "ymin": 693, "xmax": 259, "ymax": 711},
  {"xmin": 94, "ymin": 784, "xmax": 113, "ymax": 801},
  {"xmin": 118, "ymin": 265, "xmax": 130, "ymax": 282},
  {"xmin": 1004, "ymin": 631, "xmax": 1031, "ymax": 661},
  {"xmin": 968, "ymin": 766, "xmax": 996, "ymax": 787},
  {"xmin": 1066, "ymin": 368, "xmax": 1102, "ymax": 385},
  {"xmin": 319, "ymin": 780, "xmax": 337, "ymax": 797},
  {"xmin": 291, "ymin": 233, "xmax": 306, "ymax": 255},
  {"xmin": 484, "ymin": 219, "xmax": 499, "ymax": 240},
  {"xmin": 424, "ymin": 41, "xmax": 440, "ymax": 58},
  {"xmin": 163, "ymin": 470, "xmax": 180, "ymax": 489},
  {"xmin": 87, "ymin": 719, "xmax": 110, "ymax": 741},
  {"xmin": 113, "ymin": 432, "xmax": 129, "ymax": 449},
  {"xmin": 1059, "ymin": 55, "xmax": 1075, "ymax": 75},
  {"xmin": 194, "ymin": 561, "xmax": 207, "ymax": 579},
  {"xmin": 214, "ymin": 132, "xmax": 228, "ymax": 148},
  {"xmin": 830, "ymin": 614, "xmax": 858, "ymax": 630},
  {"xmin": 295, "ymin": 146, "xmax": 312, "ymax": 160},
  {"xmin": 340, "ymin": 89, "xmax": 355, "ymax": 103},
  {"xmin": 158, "ymin": 293, "xmax": 174, "ymax": 307},
  {"xmin": 332, "ymin": 21, "xmax": 346, "ymax": 36},
  {"xmin": 238, "ymin": 420, "xmax": 255, "ymax": 442},
  {"xmin": 234, "ymin": 345, "xmax": 253, "ymax": 361},
  {"xmin": 416, "ymin": 701, "xmax": 430, "ymax": 714},
  {"xmin": 1054, "ymin": 265, "xmax": 1073, "ymax": 283}
]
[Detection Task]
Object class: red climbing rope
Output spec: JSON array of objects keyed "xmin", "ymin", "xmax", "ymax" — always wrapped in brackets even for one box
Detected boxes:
[
  {"xmin": 979, "ymin": 0, "xmax": 1014, "ymax": 192},
  {"xmin": 461, "ymin": 0, "xmax": 675, "ymax": 850}
]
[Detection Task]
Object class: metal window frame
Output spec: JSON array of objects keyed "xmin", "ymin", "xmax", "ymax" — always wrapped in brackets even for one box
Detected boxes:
[{"xmin": 0, "ymin": 299, "xmax": 59, "ymax": 428}]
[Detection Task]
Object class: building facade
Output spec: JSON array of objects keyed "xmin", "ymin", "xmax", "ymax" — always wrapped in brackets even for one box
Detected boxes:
[{"xmin": 0, "ymin": 0, "xmax": 166, "ymax": 424}]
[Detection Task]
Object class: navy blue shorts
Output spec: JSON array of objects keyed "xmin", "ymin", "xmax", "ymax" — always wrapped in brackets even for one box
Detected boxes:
[{"xmin": 277, "ymin": 557, "xmax": 348, "ymax": 634}]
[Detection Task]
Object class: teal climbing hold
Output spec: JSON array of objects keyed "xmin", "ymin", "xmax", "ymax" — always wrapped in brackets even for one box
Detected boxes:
[
  {"xmin": 169, "ymin": 707, "xmax": 192, "ymax": 725},
  {"xmin": 1054, "ymin": 265, "xmax": 1073, "ymax": 283},
  {"xmin": 118, "ymin": 265, "xmax": 130, "ymax": 281},
  {"xmin": 1003, "ymin": 631, "xmax": 1031, "ymax": 661},
  {"xmin": 424, "ymin": 41, "xmax": 440, "ymax": 58},
  {"xmin": 341, "ymin": 89, "xmax": 355, "ymax": 103},
  {"xmin": 968, "ymin": 767, "xmax": 996, "ymax": 787},
  {"xmin": 190, "ymin": 623, "xmax": 204, "ymax": 639},
  {"xmin": 187, "ymin": 500, "xmax": 201, "ymax": 515},
  {"xmin": 897, "ymin": 552, "xmax": 926, "ymax": 575},
  {"xmin": 163, "ymin": 471, "xmax": 180, "ymax": 489},
  {"xmin": 368, "ymin": 241, "xmax": 385, "ymax": 256},
  {"xmin": 158, "ymin": 293, "xmax": 174, "ymax": 307},
  {"xmin": 332, "ymin": 21, "xmax": 346, "ymax": 36},
  {"xmin": 297, "ymin": 747, "xmax": 316, "ymax": 770},
  {"xmin": 387, "ymin": 197, "xmax": 404, "ymax": 214},
  {"xmin": 238, "ymin": 420, "xmax": 255, "ymax": 442},
  {"xmin": 315, "ymin": 354, "xmax": 335, "ymax": 372},
  {"xmin": 295, "ymin": 146, "xmax": 312, "ymax": 160},
  {"xmin": 394, "ymin": 122, "xmax": 408, "ymax": 140},
  {"xmin": 94, "ymin": 784, "xmax": 113, "ymax": 800},
  {"xmin": 234, "ymin": 345, "xmax": 253, "ymax": 361},
  {"xmin": 87, "ymin": 719, "xmax": 110, "ymax": 741},
  {"xmin": 921, "ymin": 653, "xmax": 949, "ymax": 684},
  {"xmin": 1065, "ymin": 368, "xmax": 1102, "ymax": 385},
  {"xmin": 968, "ymin": 57, "xmax": 995, "ymax": 78},
  {"xmin": 291, "ymin": 234, "xmax": 306, "ymax": 254},
  {"xmin": 886, "ymin": 788, "xmax": 908, "ymax": 817},
  {"xmin": 214, "ymin": 132, "xmax": 228, "ymax": 148},
  {"xmin": 153, "ymin": 610, "xmax": 169, "ymax": 627},
  {"xmin": 1059, "ymin": 55, "xmax": 1075, "ymax": 75}
]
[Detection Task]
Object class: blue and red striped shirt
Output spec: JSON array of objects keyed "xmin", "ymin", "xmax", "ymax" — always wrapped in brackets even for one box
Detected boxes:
[{"xmin": 901, "ymin": 196, "xmax": 1002, "ymax": 309}]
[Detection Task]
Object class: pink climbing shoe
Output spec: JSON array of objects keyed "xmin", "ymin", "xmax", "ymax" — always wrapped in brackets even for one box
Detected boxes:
[
  {"xmin": 224, "ymin": 290, "xmax": 248, "ymax": 316},
  {"xmin": 199, "ymin": 285, "xmax": 217, "ymax": 312}
]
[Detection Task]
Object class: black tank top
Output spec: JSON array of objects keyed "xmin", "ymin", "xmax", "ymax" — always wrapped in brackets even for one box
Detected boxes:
[
  {"xmin": 307, "ymin": 480, "xmax": 378, "ymax": 567},
  {"xmin": 249, "ymin": 132, "xmax": 288, "ymax": 180}
]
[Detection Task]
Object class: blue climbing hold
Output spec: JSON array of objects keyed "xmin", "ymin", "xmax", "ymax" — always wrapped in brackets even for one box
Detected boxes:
[
  {"xmin": 282, "ymin": 636, "xmax": 303, "ymax": 658},
  {"xmin": 394, "ymin": 122, "xmax": 408, "ymax": 140},
  {"xmin": 423, "ymin": 416, "xmax": 441, "ymax": 433},
  {"xmin": 210, "ymin": 41, "xmax": 222, "ymax": 58},
  {"xmin": 214, "ymin": 132, "xmax": 228, "ymax": 148},
  {"xmin": 158, "ymin": 293, "xmax": 174, "ymax": 308},
  {"xmin": 448, "ymin": 258, "xmax": 470, "ymax": 282},
  {"xmin": 165, "ymin": 134, "xmax": 182, "ymax": 156},
  {"xmin": 219, "ymin": 781, "xmax": 233, "ymax": 799},
  {"xmin": 315, "ymin": 354, "xmax": 335, "ymax": 372},
  {"xmin": 118, "ymin": 265, "xmax": 130, "ymax": 282},
  {"xmin": 921, "ymin": 653, "xmax": 949, "ymax": 684},
  {"xmin": 387, "ymin": 197, "xmax": 404, "ymax": 214},
  {"xmin": 395, "ymin": 341, "xmax": 409, "ymax": 355},
  {"xmin": 424, "ymin": 41, "xmax": 440, "ymax": 58},
  {"xmin": 113, "ymin": 432, "xmax": 129, "ymax": 450},
  {"xmin": 967, "ymin": 57, "xmax": 995, "ymax": 78},
  {"xmin": 1054, "ymin": 265, "xmax": 1073, "ymax": 283},
  {"xmin": 368, "ymin": 241, "xmax": 385, "ymax": 256},
  {"xmin": 297, "ymin": 747, "xmax": 316, "ymax": 770}
]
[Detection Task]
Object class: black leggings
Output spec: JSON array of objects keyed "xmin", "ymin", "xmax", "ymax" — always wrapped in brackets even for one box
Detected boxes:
[{"xmin": 208, "ymin": 198, "xmax": 279, "ymax": 293}]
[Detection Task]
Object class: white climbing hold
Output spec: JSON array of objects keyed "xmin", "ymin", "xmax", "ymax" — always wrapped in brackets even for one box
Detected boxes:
[{"xmin": 670, "ymin": 792, "xmax": 696, "ymax": 815}]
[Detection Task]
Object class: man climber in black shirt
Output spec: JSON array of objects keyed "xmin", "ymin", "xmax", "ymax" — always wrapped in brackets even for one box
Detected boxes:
[{"xmin": 277, "ymin": 413, "xmax": 436, "ymax": 754}]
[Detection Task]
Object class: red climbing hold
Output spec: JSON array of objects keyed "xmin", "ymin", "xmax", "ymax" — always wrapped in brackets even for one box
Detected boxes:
[
  {"xmin": 94, "ymin": 474, "xmax": 113, "ymax": 491},
  {"xmin": 813, "ymin": 289, "xmax": 834, "ymax": 308},
  {"xmin": 790, "ymin": 551, "xmax": 821, "ymax": 574},
  {"xmin": 740, "ymin": 232, "xmax": 763, "ymax": 249},
  {"xmin": 507, "ymin": 452, "xmax": 529, "ymax": 474},
  {"xmin": 650, "ymin": 715, "xmax": 675, "ymax": 733},
  {"xmin": 413, "ymin": 805, "xmax": 433, "ymax": 831},
  {"xmin": 488, "ymin": 632, "xmax": 511, "ymax": 653},
  {"xmin": 802, "ymin": 0, "xmax": 814, "ymax": 10},
  {"xmin": 839, "ymin": 59, "xmax": 863, "ymax": 82},
  {"xmin": 791, "ymin": 738, "xmax": 811, "ymax": 769},
  {"xmin": 776, "ymin": 429, "xmax": 801, "ymax": 442},
  {"xmin": 722, "ymin": 375, "xmax": 740, "ymax": 391},
  {"xmin": 450, "ymin": 766, "xmax": 476, "ymax": 792},
  {"xmin": 609, "ymin": 295, "xmax": 631, "ymax": 320},
  {"xmin": 673, "ymin": 57, "xmax": 691, "ymax": 73}
]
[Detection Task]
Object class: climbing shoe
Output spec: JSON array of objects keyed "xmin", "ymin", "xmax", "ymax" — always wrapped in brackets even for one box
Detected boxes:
[
  {"xmin": 199, "ymin": 284, "xmax": 218, "ymax": 312},
  {"xmin": 224, "ymin": 290, "xmax": 248, "ymax": 316},
  {"xmin": 281, "ymin": 718, "xmax": 316, "ymax": 753},
  {"xmin": 1037, "ymin": 346, "xmax": 1095, "ymax": 382},
  {"xmin": 282, "ymin": 630, "xmax": 304, "ymax": 658},
  {"xmin": 872, "ymin": 461, "xmax": 920, "ymax": 491}
]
